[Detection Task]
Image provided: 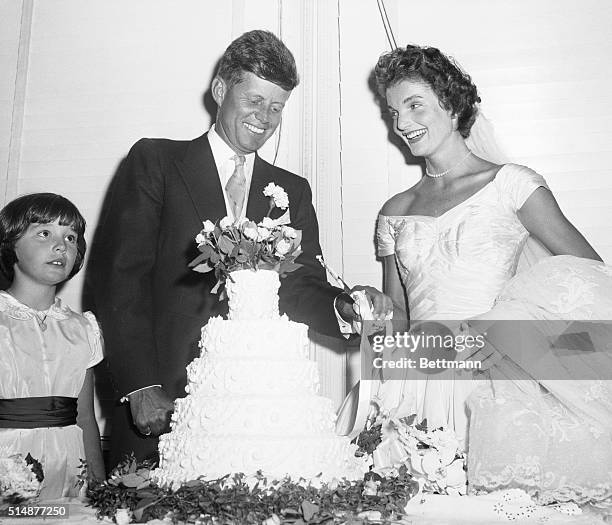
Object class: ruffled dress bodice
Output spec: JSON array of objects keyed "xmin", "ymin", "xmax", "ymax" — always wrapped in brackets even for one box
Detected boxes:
[
  {"xmin": 372, "ymin": 164, "xmax": 548, "ymax": 446},
  {"xmin": 0, "ymin": 291, "xmax": 103, "ymax": 499},
  {"xmin": 376, "ymin": 164, "xmax": 548, "ymax": 320}
]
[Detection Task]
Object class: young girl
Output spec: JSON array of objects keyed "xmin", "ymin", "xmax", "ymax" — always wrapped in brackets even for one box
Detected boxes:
[{"xmin": 0, "ymin": 193, "xmax": 105, "ymax": 499}]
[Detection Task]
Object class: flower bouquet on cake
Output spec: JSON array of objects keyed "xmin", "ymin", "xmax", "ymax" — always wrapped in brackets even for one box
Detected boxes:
[
  {"xmin": 189, "ymin": 182, "xmax": 303, "ymax": 295},
  {"xmin": 0, "ymin": 447, "xmax": 43, "ymax": 513}
]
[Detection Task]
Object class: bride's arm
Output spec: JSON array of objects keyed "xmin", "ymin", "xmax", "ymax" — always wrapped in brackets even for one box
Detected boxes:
[
  {"xmin": 518, "ymin": 188, "xmax": 602, "ymax": 262},
  {"xmin": 382, "ymin": 254, "xmax": 409, "ymax": 330}
]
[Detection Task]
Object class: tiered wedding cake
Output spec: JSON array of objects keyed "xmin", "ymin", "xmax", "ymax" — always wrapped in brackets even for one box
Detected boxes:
[{"xmin": 153, "ymin": 269, "xmax": 368, "ymax": 489}]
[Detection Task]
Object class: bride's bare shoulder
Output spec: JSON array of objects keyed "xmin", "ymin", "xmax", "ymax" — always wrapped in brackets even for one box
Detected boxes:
[{"xmin": 380, "ymin": 186, "xmax": 418, "ymax": 216}]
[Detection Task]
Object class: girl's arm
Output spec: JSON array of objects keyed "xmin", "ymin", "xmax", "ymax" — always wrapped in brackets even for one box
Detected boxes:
[
  {"xmin": 518, "ymin": 188, "xmax": 602, "ymax": 261},
  {"xmin": 76, "ymin": 368, "xmax": 105, "ymax": 482}
]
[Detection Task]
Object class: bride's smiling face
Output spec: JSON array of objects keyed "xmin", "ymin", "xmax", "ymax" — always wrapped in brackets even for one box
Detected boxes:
[{"xmin": 386, "ymin": 79, "xmax": 456, "ymax": 158}]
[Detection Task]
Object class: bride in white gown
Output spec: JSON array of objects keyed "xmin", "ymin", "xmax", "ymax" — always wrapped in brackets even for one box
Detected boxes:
[{"xmin": 367, "ymin": 44, "xmax": 612, "ymax": 511}]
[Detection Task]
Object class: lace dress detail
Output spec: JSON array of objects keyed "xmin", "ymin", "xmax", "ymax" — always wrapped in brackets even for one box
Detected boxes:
[{"xmin": 468, "ymin": 256, "xmax": 612, "ymax": 511}]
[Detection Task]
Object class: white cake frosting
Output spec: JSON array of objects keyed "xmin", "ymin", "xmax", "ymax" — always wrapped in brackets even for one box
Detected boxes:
[
  {"xmin": 226, "ymin": 268, "xmax": 280, "ymax": 320},
  {"xmin": 153, "ymin": 269, "xmax": 368, "ymax": 489}
]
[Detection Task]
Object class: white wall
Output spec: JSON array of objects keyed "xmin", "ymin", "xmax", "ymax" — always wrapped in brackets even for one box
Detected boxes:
[{"xmin": 0, "ymin": 0, "xmax": 24, "ymax": 200}]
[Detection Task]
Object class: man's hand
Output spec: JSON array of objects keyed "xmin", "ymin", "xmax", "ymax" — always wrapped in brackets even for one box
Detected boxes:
[
  {"xmin": 336, "ymin": 285, "xmax": 393, "ymax": 322},
  {"xmin": 128, "ymin": 386, "xmax": 174, "ymax": 437}
]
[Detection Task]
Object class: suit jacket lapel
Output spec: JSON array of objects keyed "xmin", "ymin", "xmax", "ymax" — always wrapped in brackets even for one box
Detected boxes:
[
  {"xmin": 175, "ymin": 133, "xmax": 228, "ymax": 223},
  {"xmin": 246, "ymin": 155, "xmax": 274, "ymax": 223}
]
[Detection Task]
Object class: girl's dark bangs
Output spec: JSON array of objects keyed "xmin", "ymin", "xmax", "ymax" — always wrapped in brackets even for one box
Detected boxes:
[{"xmin": 26, "ymin": 198, "xmax": 84, "ymax": 232}]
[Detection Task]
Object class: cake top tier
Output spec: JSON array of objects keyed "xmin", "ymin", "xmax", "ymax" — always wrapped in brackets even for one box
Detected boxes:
[{"xmin": 226, "ymin": 269, "xmax": 280, "ymax": 320}]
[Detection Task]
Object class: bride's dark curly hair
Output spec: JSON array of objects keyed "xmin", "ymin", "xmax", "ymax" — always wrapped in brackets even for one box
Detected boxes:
[{"xmin": 374, "ymin": 45, "xmax": 480, "ymax": 138}]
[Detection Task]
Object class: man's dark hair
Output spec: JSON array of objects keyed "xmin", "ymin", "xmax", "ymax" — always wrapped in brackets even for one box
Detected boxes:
[
  {"xmin": 216, "ymin": 30, "xmax": 299, "ymax": 91},
  {"xmin": 0, "ymin": 193, "xmax": 87, "ymax": 282},
  {"xmin": 375, "ymin": 44, "xmax": 480, "ymax": 138}
]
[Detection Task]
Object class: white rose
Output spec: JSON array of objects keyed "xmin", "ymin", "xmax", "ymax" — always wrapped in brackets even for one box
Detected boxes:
[
  {"xmin": 257, "ymin": 226, "xmax": 272, "ymax": 241},
  {"xmin": 362, "ymin": 479, "xmax": 380, "ymax": 497},
  {"xmin": 219, "ymin": 216, "xmax": 233, "ymax": 229},
  {"xmin": 202, "ymin": 219, "xmax": 215, "ymax": 233},
  {"xmin": 195, "ymin": 232, "xmax": 207, "ymax": 245},
  {"xmin": 243, "ymin": 224, "xmax": 258, "ymax": 241},
  {"xmin": 260, "ymin": 217, "xmax": 275, "ymax": 229},
  {"xmin": 281, "ymin": 226, "xmax": 297, "ymax": 239},
  {"xmin": 275, "ymin": 238, "xmax": 292, "ymax": 256}
]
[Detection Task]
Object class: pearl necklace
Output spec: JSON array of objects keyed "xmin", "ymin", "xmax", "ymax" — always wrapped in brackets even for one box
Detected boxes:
[{"xmin": 425, "ymin": 150, "xmax": 473, "ymax": 178}]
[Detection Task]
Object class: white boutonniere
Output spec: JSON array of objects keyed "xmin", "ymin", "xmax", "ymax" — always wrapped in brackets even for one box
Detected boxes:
[{"xmin": 263, "ymin": 182, "xmax": 291, "ymax": 226}]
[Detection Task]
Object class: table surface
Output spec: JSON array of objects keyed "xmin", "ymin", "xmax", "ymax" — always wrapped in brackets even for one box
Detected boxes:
[{"xmin": 0, "ymin": 492, "xmax": 608, "ymax": 525}]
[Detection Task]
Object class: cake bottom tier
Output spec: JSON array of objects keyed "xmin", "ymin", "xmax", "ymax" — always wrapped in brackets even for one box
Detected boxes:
[{"xmin": 153, "ymin": 435, "xmax": 368, "ymax": 489}]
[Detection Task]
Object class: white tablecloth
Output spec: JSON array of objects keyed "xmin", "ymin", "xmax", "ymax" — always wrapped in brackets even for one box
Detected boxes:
[{"xmin": 403, "ymin": 490, "xmax": 608, "ymax": 524}]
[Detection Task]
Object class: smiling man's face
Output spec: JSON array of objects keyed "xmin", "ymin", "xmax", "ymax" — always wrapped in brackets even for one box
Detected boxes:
[{"xmin": 212, "ymin": 71, "xmax": 291, "ymax": 155}]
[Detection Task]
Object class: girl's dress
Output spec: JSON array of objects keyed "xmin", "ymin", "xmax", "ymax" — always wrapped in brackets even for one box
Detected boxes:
[
  {"xmin": 373, "ymin": 164, "xmax": 612, "ymax": 508},
  {"xmin": 0, "ymin": 291, "xmax": 103, "ymax": 500}
]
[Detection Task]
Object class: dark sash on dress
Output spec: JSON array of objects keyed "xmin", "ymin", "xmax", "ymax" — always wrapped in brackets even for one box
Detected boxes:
[{"xmin": 0, "ymin": 396, "xmax": 77, "ymax": 428}]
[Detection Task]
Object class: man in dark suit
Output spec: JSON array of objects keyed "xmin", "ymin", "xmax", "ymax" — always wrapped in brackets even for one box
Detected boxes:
[{"xmin": 89, "ymin": 30, "xmax": 390, "ymax": 468}]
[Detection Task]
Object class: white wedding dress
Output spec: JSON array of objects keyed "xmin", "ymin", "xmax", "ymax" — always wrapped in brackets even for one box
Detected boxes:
[
  {"xmin": 375, "ymin": 163, "xmax": 612, "ymax": 513},
  {"xmin": 375, "ymin": 163, "xmax": 546, "ymax": 440}
]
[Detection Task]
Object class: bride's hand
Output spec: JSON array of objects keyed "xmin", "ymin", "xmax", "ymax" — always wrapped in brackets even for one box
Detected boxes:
[{"xmin": 349, "ymin": 285, "xmax": 393, "ymax": 321}]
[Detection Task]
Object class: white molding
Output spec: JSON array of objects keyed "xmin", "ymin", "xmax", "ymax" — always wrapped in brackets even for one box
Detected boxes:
[
  {"xmin": 4, "ymin": 0, "xmax": 33, "ymax": 205},
  {"xmin": 278, "ymin": 0, "xmax": 347, "ymax": 409}
]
